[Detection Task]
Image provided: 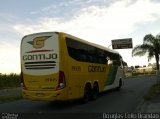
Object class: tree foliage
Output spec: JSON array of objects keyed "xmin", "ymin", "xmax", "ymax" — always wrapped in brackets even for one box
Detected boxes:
[{"xmin": 132, "ymin": 34, "xmax": 160, "ymax": 70}]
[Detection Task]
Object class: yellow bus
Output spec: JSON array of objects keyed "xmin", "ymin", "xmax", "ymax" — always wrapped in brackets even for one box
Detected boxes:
[{"xmin": 20, "ymin": 32, "xmax": 124, "ymax": 102}]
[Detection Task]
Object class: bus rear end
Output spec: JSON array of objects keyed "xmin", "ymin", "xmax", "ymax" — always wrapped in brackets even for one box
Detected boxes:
[{"xmin": 20, "ymin": 32, "xmax": 67, "ymax": 101}]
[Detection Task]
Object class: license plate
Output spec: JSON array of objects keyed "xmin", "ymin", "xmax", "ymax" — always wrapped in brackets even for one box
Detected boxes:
[{"xmin": 36, "ymin": 93, "xmax": 44, "ymax": 97}]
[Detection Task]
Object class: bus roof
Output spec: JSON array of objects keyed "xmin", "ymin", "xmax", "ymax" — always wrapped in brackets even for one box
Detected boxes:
[
  {"xmin": 22, "ymin": 31, "xmax": 120, "ymax": 56},
  {"xmin": 61, "ymin": 32, "xmax": 120, "ymax": 55}
]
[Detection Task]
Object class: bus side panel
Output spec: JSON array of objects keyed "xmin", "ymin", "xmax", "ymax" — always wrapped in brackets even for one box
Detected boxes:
[
  {"xmin": 61, "ymin": 34, "xmax": 84, "ymax": 100},
  {"xmin": 86, "ymin": 63, "xmax": 105, "ymax": 93},
  {"xmin": 58, "ymin": 33, "xmax": 70, "ymax": 100},
  {"xmin": 97, "ymin": 64, "xmax": 110, "ymax": 93},
  {"xmin": 68, "ymin": 58, "xmax": 82, "ymax": 99},
  {"xmin": 105, "ymin": 65, "xmax": 118, "ymax": 85},
  {"xmin": 59, "ymin": 33, "xmax": 85, "ymax": 100},
  {"xmin": 103, "ymin": 65, "xmax": 123, "ymax": 91},
  {"xmin": 114, "ymin": 66, "xmax": 124, "ymax": 86}
]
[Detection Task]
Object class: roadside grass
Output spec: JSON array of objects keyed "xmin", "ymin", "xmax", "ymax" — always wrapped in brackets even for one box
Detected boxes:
[
  {"xmin": 125, "ymin": 71, "xmax": 156, "ymax": 78},
  {"xmin": 144, "ymin": 81, "xmax": 160, "ymax": 101},
  {"xmin": 0, "ymin": 74, "xmax": 22, "ymax": 103},
  {"xmin": 0, "ymin": 94, "xmax": 22, "ymax": 103},
  {"xmin": 125, "ymin": 74, "xmax": 156, "ymax": 79},
  {"xmin": 0, "ymin": 73, "xmax": 20, "ymax": 90}
]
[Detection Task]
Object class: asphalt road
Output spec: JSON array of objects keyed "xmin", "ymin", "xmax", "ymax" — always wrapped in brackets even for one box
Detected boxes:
[{"xmin": 0, "ymin": 76, "xmax": 157, "ymax": 113}]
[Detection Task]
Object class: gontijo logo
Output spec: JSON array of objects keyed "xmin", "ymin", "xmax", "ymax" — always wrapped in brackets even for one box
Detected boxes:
[
  {"xmin": 27, "ymin": 36, "xmax": 51, "ymax": 49},
  {"xmin": 23, "ymin": 35, "xmax": 57, "ymax": 70}
]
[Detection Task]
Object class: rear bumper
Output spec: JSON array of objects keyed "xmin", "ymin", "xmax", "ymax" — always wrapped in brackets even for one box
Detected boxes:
[{"xmin": 22, "ymin": 89, "xmax": 67, "ymax": 101}]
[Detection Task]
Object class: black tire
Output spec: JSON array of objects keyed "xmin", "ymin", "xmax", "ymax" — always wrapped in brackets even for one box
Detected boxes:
[
  {"xmin": 116, "ymin": 79, "xmax": 122, "ymax": 91},
  {"xmin": 92, "ymin": 83, "xmax": 99, "ymax": 100},
  {"xmin": 82, "ymin": 85, "xmax": 91, "ymax": 103}
]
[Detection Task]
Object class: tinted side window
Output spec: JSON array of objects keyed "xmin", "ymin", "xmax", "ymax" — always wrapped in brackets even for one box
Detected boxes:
[{"xmin": 66, "ymin": 37, "xmax": 107, "ymax": 64}]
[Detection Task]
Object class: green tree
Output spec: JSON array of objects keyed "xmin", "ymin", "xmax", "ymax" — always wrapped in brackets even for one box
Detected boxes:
[{"xmin": 132, "ymin": 34, "xmax": 160, "ymax": 71}]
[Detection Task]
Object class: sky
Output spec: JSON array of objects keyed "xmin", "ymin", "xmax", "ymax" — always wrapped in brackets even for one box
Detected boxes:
[{"xmin": 0, "ymin": 0, "xmax": 160, "ymax": 74}]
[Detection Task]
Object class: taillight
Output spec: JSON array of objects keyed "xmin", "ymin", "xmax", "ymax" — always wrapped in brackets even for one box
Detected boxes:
[
  {"xmin": 20, "ymin": 72, "xmax": 27, "ymax": 90},
  {"xmin": 56, "ymin": 71, "xmax": 66, "ymax": 90}
]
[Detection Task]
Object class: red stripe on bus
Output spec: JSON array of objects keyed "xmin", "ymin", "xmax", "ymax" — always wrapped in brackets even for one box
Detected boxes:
[{"xmin": 26, "ymin": 50, "xmax": 53, "ymax": 53}]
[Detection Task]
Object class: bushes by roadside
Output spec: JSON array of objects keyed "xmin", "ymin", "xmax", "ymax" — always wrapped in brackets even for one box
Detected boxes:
[
  {"xmin": 132, "ymin": 71, "xmax": 156, "ymax": 77},
  {"xmin": 0, "ymin": 73, "xmax": 20, "ymax": 90},
  {"xmin": 144, "ymin": 81, "xmax": 160, "ymax": 100}
]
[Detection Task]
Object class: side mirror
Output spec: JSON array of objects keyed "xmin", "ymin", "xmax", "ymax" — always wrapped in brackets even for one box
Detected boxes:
[{"xmin": 106, "ymin": 57, "xmax": 110, "ymax": 61}]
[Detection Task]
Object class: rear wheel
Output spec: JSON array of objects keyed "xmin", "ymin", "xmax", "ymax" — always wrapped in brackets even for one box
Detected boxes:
[
  {"xmin": 82, "ymin": 85, "xmax": 92, "ymax": 103},
  {"xmin": 92, "ymin": 83, "xmax": 99, "ymax": 100}
]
